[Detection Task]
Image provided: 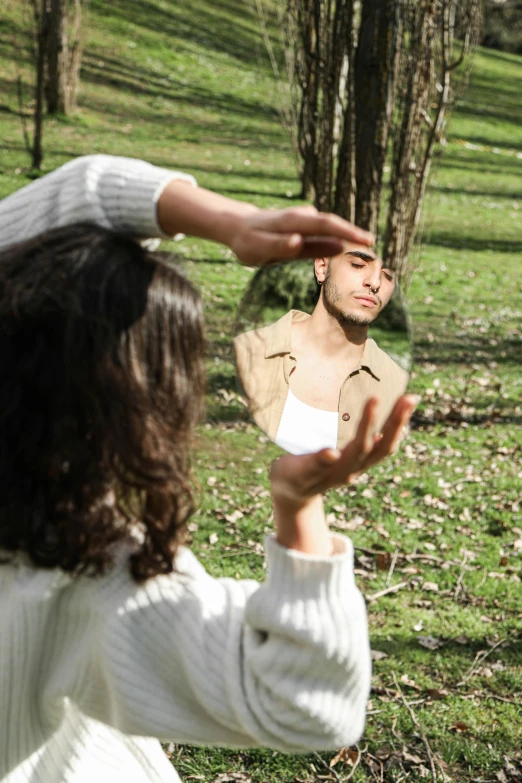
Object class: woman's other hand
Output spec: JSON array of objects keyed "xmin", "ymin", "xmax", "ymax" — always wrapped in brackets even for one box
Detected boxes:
[{"xmin": 270, "ymin": 395, "xmax": 418, "ymax": 556}]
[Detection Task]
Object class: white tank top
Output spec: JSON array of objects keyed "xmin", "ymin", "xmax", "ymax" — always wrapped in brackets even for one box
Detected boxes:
[{"xmin": 275, "ymin": 389, "xmax": 339, "ymax": 455}]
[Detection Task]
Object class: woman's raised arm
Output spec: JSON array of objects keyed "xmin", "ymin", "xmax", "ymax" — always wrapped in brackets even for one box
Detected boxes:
[{"xmin": 1, "ymin": 154, "xmax": 374, "ymax": 262}]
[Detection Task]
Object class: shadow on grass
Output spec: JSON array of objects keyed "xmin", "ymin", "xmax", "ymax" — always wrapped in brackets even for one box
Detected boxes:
[
  {"xmin": 426, "ymin": 232, "xmax": 522, "ymax": 253},
  {"xmin": 439, "ymin": 153, "xmax": 522, "ymax": 176},
  {"xmin": 79, "ymin": 64, "xmax": 279, "ymax": 123},
  {"xmin": 91, "ymin": 0, "xmax": 270, "ymax": 67},
  {"xmin": 413, "ymin": 329, "xmax": 522, "ymax": 367},
  {"xmin": 370, "ymin": 633, "xmax": 520, "ymax": 667},
  {"xmin": 431, "ymin": 185, "xmax": 522, "ymax": 200}
]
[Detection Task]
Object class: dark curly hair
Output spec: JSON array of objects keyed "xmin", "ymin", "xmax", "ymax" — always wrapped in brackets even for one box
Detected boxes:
[{"xmin": 0, "ymin": 224, "xmax": 205, "ymax": 581}]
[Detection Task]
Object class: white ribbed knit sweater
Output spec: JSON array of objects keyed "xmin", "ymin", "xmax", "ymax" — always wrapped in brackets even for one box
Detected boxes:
[
  {"xmin": 0, "ymin": 156, "xmax": 371, "ymax": 783},
  {"xmin": 0, "ymin": 154, "xmax": 195, "ymax": 251}
]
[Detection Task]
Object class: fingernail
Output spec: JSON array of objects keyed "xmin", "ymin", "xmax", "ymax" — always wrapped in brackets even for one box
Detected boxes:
[
  {"xmin": 288, "ymin": 234, "xmax": 302, "ymax": 249},
  {"xmin": 358, "ymin": 230, "xmax": 375, "ymax": 244}
]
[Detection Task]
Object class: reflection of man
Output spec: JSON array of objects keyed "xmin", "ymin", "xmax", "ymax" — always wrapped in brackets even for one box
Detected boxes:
[{"xmin": 234, "ymin": 244, "xmax": 409, "ymax": 454}]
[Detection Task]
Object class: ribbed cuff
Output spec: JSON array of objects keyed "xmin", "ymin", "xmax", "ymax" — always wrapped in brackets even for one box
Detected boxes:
[
  {"xmin": 263, "ymin": 534, "xmax": 355, "ymax": 597},
  {"xmin": 94, "ymin": 156, "xmax": 197, "ymax": 238}
]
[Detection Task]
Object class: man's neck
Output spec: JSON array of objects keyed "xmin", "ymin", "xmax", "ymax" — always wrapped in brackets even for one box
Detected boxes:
[{"xmin": 293, "ymin": 303, "xmax": 368, "ymax": 362}]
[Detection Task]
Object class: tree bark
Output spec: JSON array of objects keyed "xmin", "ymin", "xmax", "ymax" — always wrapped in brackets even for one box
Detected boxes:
[
  {"xmin": 46, "ymin": 0, "xmax": 83, "ymax": 114},
  {"xmin": 353, "ymin": 0, "xmax": 402, "ymax": 235},
  {"xmin": 334, "ymin": 1, "xmax": 356, "ymax": 221},
  {"xmin": 263, "ymin": 0, "xmax": 482, "ymax": 285},
  {"xmin": 32, "ymin": 0, "xmax": 49, "ymax": 168},
  {"xmin": 46, "ymin": 0, "xmax": 68, "ymax": 114}
]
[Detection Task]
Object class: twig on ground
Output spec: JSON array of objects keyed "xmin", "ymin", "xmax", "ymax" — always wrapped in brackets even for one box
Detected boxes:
[
  {"xmin": 391, "ymin": 671, "xmax": 438, "ymax": 783},
  {"xmin": 457, "ymin": 639, "xmax": 507, "ymax": 687},
  {"xmin": 483, "ymin": 691, "xmax": 521, "ymax": 704},
  {"xmin": 344, "ymin": 743, "xmax": 364, "ymax": 781},
  {"xmin": 367, "ymin": 582, "xmax": 408, "ymax": 603},
  {"xmin": 354, "ymin": 546, "xmax": 383, "ymax": 556},
  {"xmin": 312, "ymin": 752, "xmax": 341, "ymax": 783},
  {"xmin": 366, "ymin": 754, "xmax": 384, "ymax": 782},
  {"xmin": 386, "ymin": 549, "xmax": 400, "ymax": 587},
  {"xmin": 404, "ymin": 553, "xmax": 444, "ymax": 564},
  {"xmin": 454, "ymin": 552, "xmax": 468, "ymax": 599},
  {"xmin": 477, "ymin": 568, "xmax": 488, "ymax": 588}
]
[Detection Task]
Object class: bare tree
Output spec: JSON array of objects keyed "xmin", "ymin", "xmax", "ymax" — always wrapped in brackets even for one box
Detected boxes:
[
  {"xmin": 46, "ymin": 0, "xmax": 85, "ymax": 115},
  {"xmin": 16, "ymin": 0, "xmax": 86, "ymax": 169},
  {"xmin": 256, "ymin": 0, "xmax": 482, "ymax": 285},
  {"xmin": 16, "ymin": 0, "xmax": 49, "ymax": 169}
]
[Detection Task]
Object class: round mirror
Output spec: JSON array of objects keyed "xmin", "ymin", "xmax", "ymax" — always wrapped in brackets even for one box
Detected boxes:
[{"xmin": 234, "ymin": 247, "xmax": 412, "ymax": 455}]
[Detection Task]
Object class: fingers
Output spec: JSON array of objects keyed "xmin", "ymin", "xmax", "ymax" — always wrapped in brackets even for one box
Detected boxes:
[
  {"xmin": 366, "ymin": 394, "xmax": 419, "ymax": 465},
  {"xmin": 320, "ymin": 398, "xmax": 379, "ymax": 486},
  {"xmin": 260, "ymin": 236, "xmax": 346, "ymax": 266},
  {"xmin": 270, "ymin": 444, "xmax": 344, "ymax": 504},
  {"xmin": 295, "ymin": 237, "xmax": 345, "ymax": 259},
  {"xmin": 259, "ymin": 208, "xmax": 375, "ymax": 246}
]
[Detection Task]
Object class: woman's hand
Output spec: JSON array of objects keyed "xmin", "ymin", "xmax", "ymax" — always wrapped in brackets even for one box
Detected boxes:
[
  {"xmin": 157, "ymin": 182, "xmax": 374, "ymax": 264},
  {"xmin": 229, "ymin": 205, "xmax": 375, "ymax": 267},
  {"xmin": 270, "ymin": 395, "xmax": 418, "ymax": 556}
]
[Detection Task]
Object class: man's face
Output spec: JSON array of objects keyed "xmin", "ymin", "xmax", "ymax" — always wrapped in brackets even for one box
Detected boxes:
[{"xmin": 315, "ymin": 244, "xmax": 395, "ymax": 327}]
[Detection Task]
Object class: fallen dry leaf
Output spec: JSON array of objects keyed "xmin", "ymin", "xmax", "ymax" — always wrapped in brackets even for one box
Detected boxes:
[
  {"xmin": 400, "ymin": 674, "xmax": 421, "ymax": 690},
  {"xmin": 426, "ymin": 687, "xmax": 449, "ymax": 700},
  {"xmin": 418, "ymin": 635, "xmax": 444, "ymax": 650},
  {"xmin": 454, "ymin": 634, "xmax": 469, "ymax": 645},
  {"xmin": 402, "ymin": 750, "xmax": 425, "ymax": 765},
  {"xmin": 377, "ymin": 552, "xmax": 392, "ymax": 571},
  {"xmin": 450, "ymin": 721, "xmax": 471, "ymax": 733},
  {"xmin": 371, "ymin": 649, "xmax": 389, "ymax": 661},
  {"xmin": 330, "ymin": 747, "xmax": 358, "ymax": 767}
]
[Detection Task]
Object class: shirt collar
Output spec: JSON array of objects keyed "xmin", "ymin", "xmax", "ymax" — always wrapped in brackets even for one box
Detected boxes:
[
  {"xmin": 359, "ymin": 338, "xmax": 381, "ymax": 381},
  {"xmin": 264, "ymin": 309, "xmax": 381, "ymax": 381},
  {"xmin": 264, "ymin": 310, "xmax": 309, "ymax": 358}
]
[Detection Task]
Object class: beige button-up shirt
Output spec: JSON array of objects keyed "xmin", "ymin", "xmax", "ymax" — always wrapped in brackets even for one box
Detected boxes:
[{"xmin": 234, "ymin": 310, "xmax": 409, "ymax": 449}]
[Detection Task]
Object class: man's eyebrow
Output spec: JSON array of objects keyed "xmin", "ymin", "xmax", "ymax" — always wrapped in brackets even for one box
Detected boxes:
[{"xmin": 344, "ymin": 250, "xmax": 377, "ymax": 262}]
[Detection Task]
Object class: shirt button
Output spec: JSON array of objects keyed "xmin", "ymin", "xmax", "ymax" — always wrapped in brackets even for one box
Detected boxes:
[{"xmin": 342, "ymin": 412, "xmax": 350, "ymax": 421}]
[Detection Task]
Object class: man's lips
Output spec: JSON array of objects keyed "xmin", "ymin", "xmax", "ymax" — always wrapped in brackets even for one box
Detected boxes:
[{"xmin": 354, "ymin": 295, "xmax": 379, "ymax": 307}]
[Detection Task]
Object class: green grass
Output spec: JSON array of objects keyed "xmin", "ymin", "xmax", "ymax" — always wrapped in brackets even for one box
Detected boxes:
[{"xmin": 1, "ymin": 1, "xmax": 521, "ymax": 781}]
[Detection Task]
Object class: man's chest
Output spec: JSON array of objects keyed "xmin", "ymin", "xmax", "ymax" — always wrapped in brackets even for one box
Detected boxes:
[{"xmin": 288, "ymin": 355, "xmax": 359, "ymax": 411}]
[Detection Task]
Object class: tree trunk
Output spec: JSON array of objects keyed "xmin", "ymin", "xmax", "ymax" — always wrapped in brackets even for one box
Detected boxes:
[
  {"xmin": 334, "ymin": 1, "xmax": 356, "ymax": 221},
  {"xmin": 353, "ymin": 0, "xmax": 402, "ymax": 235},
  {"xmin": 32, "ymin": 0, "xmax": 49, "ymax": 168},
  {"xmin": 66, "ymin": 0, "xmax": 83, "ymax": 110},
  {"xmin": 382, "ymin": 0, "xmax": 437, "ymax": 280},
  {"xmin": 46, "ymin": 0, "xmax": 68, "ymax": 114},
  {"xmin": 261, "ymin": 0, "xmax": 482, "ymax": 285},
  {"xmin": 46, "ymin": 0, "xmax": 83, "ymax": 114}
]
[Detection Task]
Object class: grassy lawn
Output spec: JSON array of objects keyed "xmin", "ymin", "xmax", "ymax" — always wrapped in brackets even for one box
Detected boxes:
[{"xmin": 1, "ymin": 1, "xmax": 521, "ymax": 781}]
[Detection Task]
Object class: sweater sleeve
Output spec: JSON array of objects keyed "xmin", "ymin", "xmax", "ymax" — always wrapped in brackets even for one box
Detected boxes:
[
  {"xmin": 0, "ymin": 155, "xmax": 196, "ymax": 251},
  {"xmin": 74, "ymin": 534, "xmax": 371, "ymax": 752}
]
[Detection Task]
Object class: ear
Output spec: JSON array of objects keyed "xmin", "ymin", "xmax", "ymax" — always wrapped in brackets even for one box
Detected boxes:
[{"xmin": 314, "ymin": 257, "xmax": 328, "ymax": 285}]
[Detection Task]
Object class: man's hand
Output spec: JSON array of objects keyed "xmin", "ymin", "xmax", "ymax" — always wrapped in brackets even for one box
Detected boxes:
[
  {"xmin": 270, "ymin": 395, "xmax": 418, "ymax": 556},
  {"xmin": 229, "ymin": 205, "xmax": 375, "ymax": 267}
]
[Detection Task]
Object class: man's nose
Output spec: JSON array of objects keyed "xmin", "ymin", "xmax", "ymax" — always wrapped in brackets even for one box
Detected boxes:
[{"xmin": 364, "ymin": 269, "xmax": 381, "ymax": 291}]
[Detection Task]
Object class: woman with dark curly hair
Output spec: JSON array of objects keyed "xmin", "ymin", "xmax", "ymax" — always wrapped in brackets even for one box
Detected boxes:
[{"xmin": 0, "ymin": 157, "xmax": 416, "ymax": 783}]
